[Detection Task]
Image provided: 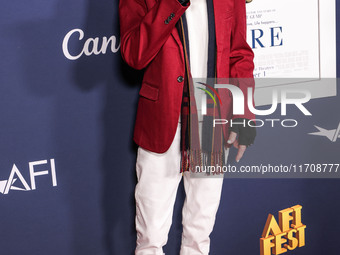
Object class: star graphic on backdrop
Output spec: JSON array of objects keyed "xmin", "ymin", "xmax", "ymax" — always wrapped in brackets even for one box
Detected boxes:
[{"xmin": 308, "ymin": 122, "xmax": 340, "ymax": 142}]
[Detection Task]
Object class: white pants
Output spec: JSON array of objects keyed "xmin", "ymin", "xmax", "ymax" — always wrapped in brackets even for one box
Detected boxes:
[{"xmin": 135, "ymin": 121, "xmax": 224, "ymax": 255}]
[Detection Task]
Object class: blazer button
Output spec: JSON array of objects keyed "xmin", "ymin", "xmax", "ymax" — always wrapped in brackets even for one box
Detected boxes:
[
  {"xmin": 170, "ymin": 13, "xmax": 175, "ymax": 18},
  {"xmin": 177, "ymin": 76, "xmax": 184, "ymax": 83},
  {"xmin": 164, "ymin": 19, "xmax": 169, "ymax": 24}
]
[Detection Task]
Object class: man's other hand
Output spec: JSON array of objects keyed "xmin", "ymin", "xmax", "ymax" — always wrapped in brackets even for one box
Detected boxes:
[{"xmin": 227, "ymin": 118, "xmax": 256, "ymax": 162}]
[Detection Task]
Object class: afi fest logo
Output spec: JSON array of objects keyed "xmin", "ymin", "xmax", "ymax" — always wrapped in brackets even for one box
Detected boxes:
[
  {"xmin": 0, "ymin": 159, "xmax": 57, "ymax": 195},
  {"xmin": 62, "ymin": 28, "xmax": 120, "ymax": 60},
  {"xmin": 197, "ymin": 83, "xmax": 312, "ymax": 128},
  {"xmin": 308, "ymin": 122, "xmax": 340, "ymax": 142},
  {"xmin": 260, "ymin": 205, "xmax": 306, "ymax": 255}
]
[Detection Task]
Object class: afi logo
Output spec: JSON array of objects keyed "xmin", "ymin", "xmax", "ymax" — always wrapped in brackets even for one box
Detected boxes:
[
  {"xmin": 260, "ymin": 205, "xmax": 306, "ymax": 255},
  {"xmin": 308, "ymin": 122, "xmax": 340, "ymax": 142},
  {"xmin": 0, "ymin": 159, "xmax": 57, "ymax": 195}
]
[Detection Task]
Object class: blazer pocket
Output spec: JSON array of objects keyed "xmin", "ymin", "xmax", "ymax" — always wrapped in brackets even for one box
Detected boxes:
[{"xmin": 139, "ymin": 82, "xmax": 159, "ymax": 101}]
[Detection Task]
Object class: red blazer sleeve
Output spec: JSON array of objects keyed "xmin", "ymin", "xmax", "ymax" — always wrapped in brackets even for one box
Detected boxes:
[
  {"xmin": 229, "ymin": 0, "xmax": 255, "ymax": 120},
  {"xmin": 119, "ymin": 0, "xmax": 190, "ymax": 70}
]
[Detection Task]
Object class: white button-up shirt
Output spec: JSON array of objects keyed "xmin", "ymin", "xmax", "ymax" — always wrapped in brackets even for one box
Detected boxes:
[{"xmin": 185, "ymin": 0, "xmax": 209, "ymax": 79}]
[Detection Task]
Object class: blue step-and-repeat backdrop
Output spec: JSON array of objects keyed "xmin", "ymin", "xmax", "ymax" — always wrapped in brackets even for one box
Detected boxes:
[{"xmin": 1, "ymin": 1, "xmax": 339, "ymax": 255}]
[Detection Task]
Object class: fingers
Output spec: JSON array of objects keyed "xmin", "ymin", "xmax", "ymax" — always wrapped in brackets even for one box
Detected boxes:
[
  {"xmin": 233, "ymin": 139, "xmax": 239, "ymax": 149},
  {"xmin": 227, "ymin": 132, "xmax": 246, "ymax": 162},
  {"xmin": 227, "ymin": 131, "xmax": 237, "ymax": 145},
  {"xmin": 236, "ymin": 145, "xmax": 247, "ymax": 162},
  {"xmin": 227, "ymin": 130, "xmax": 250, "ymax": 162}
]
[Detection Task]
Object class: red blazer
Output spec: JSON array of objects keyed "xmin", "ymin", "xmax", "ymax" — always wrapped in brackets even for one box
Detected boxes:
[{"xmin": 119, "ymin": 0, "xmax": 255, "ymax": 153}]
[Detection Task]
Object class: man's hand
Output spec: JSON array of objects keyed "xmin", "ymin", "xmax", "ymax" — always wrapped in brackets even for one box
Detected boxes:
[{"xmin": 226, "ymin": 118, "xmax": 256, "ymax": 162}]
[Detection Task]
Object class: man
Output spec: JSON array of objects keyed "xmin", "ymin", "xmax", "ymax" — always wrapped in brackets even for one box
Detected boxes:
[{"xmin": 119, "ymin": 0, "xmax": 256, "ymax": 254}]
